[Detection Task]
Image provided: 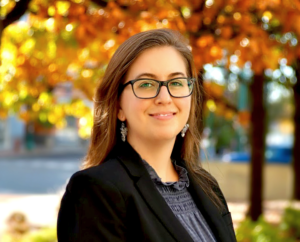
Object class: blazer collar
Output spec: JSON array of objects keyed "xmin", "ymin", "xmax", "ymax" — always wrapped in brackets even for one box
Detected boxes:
[
  {"xmin": 187, "ymin": 173, "xmax": 236, "ymax": 242},
  {"xmin": 175, "ymin": 159, "xmax": 236, "ymax": 242},
  {"xmin": 113, "ymin": 141, "xmax": 194, "ymax": 242},
  {"xmin": 113, "ymin": 141, "xmax": 235, "ymax": 242}
]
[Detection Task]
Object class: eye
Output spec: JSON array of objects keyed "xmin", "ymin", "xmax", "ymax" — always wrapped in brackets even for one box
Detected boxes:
[
  {"xmin": 169, "ymin": 79, "xmax": 184, "ymax": 87},
  {"xmin": 137, "ymin": 80, "xmax": 156, "ymax": 88},
  {"xmin": 140, "ymin": 82, "xmax": 153, "ymax": 87}
]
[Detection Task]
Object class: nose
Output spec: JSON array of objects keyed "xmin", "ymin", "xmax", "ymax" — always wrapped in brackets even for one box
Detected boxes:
[{"xmin": 154, "ymin": 86, "xmax": 172, "ymax": 105}]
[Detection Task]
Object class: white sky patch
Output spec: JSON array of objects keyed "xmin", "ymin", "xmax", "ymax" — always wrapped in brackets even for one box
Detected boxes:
[
  {"xmin": 203, "ymin": 64, "xmax": 225, "ymax": 84},
  {"xmin": 268, "ymin": 82, "xmax": 291, "ymax": 103},
  {"xmin": 281, "ymin": 66, "xmax": 294, "ymax": 78},
  {"xmin": 273, "ymin": 69, "xmax": 281, "ymax": 79}
]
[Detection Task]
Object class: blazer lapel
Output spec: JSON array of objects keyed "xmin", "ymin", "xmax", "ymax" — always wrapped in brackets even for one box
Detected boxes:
[
  {"xmin": 136, "ymin": 175, "xmax": 194, "ymax": 242},
  {"xmin": 188, "ymin": 173, "xmax": 236, "ymax": 242},
  {"xmin": 114, "ymin": 141, "xmax": 194, "ymax": 242}
]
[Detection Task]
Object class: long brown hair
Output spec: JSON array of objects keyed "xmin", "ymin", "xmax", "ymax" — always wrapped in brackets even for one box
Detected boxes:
[{"xmin": 83, "ymin": 29, "xmax": 223, "ymax": 208}]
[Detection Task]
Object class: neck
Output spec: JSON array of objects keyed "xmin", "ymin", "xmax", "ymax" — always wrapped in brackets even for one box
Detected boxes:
[{"xmin": 127, "ymin": 136, "xmax": 178, "ymax": 182}]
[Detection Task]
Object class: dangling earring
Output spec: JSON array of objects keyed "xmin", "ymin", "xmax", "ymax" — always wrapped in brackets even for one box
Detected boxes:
[
  {"xmin": 181, "ymin": 124, "xmax": 189, "ymax": 137},
  {"xmin": 120, "ymin": 122, "xmax": 128, "ymax": 142}
]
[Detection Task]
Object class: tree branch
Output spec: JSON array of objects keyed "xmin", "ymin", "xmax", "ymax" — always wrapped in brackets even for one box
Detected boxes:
[
  {"xmin": 91, "ymin": 0, "xmax": 128, "ymax": 10},
  {"xmin": 2, "ymin": 0, "xmax": 31, "ymax": 29},
  {"xmin": 90, "ymin": 0, "xmax": 109, "ymax": 8}
]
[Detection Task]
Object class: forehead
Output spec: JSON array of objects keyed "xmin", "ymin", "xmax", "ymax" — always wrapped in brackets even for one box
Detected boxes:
[{"xmin": 125, "ymin": 46, "xmax": 187, "ymax": 80}]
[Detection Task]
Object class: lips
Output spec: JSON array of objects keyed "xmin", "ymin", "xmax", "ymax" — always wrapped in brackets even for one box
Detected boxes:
[
  {"xmin": 149, "ymin": 112, "xmax": 176, "ymax": 120},
  {"xmin": 149, "ymin": 112, "xmax": 176, "ymax": 117}
]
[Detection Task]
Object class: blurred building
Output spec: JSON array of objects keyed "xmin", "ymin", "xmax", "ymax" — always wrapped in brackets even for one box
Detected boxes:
[
  {"xmin": 0, "ymin": 119, "xmax": 9, "ymax": 150},
  {"xmin": 0, "ymin": 116, "xmax": 25, "ymax": 151}
]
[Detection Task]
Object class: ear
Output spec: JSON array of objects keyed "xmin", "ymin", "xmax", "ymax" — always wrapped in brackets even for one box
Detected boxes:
[{"xmin": 117, "ymin": 108, "xmax": 126, "ymax": 121}]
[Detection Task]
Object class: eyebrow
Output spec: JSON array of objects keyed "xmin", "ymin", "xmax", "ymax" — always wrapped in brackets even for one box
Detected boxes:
[{"xmin": 134, "ymin": 72, "xmax": 186, "ymax": 79}]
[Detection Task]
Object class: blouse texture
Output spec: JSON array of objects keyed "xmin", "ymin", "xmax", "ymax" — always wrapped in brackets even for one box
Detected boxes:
[{"xmin": 142, "ymin": 160, "xmax": 216, "ymax": 242}]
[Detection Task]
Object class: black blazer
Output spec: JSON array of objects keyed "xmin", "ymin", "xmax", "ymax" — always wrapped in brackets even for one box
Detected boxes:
[{"xmin": 57, "ymin": 141, "xmax": 236, "ymax": 242}]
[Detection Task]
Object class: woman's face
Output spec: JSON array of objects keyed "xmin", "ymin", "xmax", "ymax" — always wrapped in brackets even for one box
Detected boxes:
[{"xmin": 118, "ymin": 46, "xmax": 191, "ymax": 143}]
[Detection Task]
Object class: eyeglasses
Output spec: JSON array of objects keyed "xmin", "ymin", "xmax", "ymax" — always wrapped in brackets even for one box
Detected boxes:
[{"xmin": 120, "ymin": 77, "xmax": 195, "ymax": 99}]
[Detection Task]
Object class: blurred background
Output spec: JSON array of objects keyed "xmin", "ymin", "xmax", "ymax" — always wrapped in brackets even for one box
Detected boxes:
[{"xmin": 1, "ymin": 0, "xmax": 300, "ymax": 241}]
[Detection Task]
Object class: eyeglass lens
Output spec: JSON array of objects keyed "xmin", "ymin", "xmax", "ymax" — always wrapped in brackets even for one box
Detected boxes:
[{"xmin": 133, "ymin": 78, "xmax": 193, "ymax": 98}]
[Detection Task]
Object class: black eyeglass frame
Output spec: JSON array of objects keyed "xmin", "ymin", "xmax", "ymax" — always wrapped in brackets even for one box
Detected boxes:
[{"xmin": 119, "ymin": 77, "xmax": 196, "ymax": 99}]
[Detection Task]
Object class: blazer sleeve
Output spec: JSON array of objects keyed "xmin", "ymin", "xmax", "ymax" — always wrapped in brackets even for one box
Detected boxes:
[{"xmin": 57, "ymin": 171, "xmax": 127, "ymax": 242}]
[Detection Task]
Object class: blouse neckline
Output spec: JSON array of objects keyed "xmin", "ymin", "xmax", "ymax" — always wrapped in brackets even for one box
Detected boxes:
[{"xmin": 142, "ymin": 159, "xmax": 190, "ymax": 191}]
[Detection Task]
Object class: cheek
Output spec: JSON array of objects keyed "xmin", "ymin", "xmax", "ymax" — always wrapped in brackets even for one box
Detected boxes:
[
  {"xmin": 179, "ymin": 98, "xmax": 192, "ymax": 123},
  {"xmin": 178, "ymin": 98, "xmax": 191, "ymax": 113},
  {"xmin": 128, "ymin": 99, "xmax": 143, "ymax": 112},
  {"xmin": 121, "ymin": 95, "xmax": 150, "ymax": 119}
]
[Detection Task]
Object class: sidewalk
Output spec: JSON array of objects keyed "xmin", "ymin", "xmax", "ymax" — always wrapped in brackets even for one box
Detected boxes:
[
  {"xmin": 0, "ymin": 193, "xmax": 62, "ymax": 239},
  {"xmin": 1, "ymin": 193, "xmax": 300, "ymax": 240}
]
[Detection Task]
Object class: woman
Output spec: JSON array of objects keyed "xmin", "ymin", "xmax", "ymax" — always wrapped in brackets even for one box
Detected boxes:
[{"xmin": 57, "ymin": 29, "xmax": 236, "ymax": 242}]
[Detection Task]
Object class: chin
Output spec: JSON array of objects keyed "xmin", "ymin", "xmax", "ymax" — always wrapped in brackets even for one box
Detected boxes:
[{"xmin": 150, "ymin": 132, "xmax": 178, "ymax": 141}]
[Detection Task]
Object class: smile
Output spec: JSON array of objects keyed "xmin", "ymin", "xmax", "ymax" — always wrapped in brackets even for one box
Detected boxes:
[{"xmin": 149, "ymin": 112, "xmax": 176, "ymax": 120}]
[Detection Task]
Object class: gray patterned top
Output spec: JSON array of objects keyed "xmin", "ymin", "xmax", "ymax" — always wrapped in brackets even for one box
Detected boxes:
[{"xmin": 142, "ymin": 160, "xmax": 216, "ymax": 242}]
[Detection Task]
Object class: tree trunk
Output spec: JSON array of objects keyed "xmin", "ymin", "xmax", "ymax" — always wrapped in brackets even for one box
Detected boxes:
[
  {"xmin": 293, "ymin": 59, "xmax": 300, "ymax": 200},
  {"xmin": 248, "ymin": 73, "xmax": 266, "ymax": 221}
]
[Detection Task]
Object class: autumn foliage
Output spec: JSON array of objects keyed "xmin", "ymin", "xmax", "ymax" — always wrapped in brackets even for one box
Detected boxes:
[{"xmin": 1, "ymin": 0, "xmax": 300, "ymax": 137}]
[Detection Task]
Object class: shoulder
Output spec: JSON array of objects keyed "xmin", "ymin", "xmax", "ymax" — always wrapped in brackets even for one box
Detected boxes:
[
  {"xmin": 58, "ymin": 158, "xmax": 128, "ymax": 234},
  {"xmin": 67, "ymin": 158, "xmax": 132, "ymax": 196},
  {"xmin": 200, "ymin": 167, "xmax": 229, "ymax": 210}
]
